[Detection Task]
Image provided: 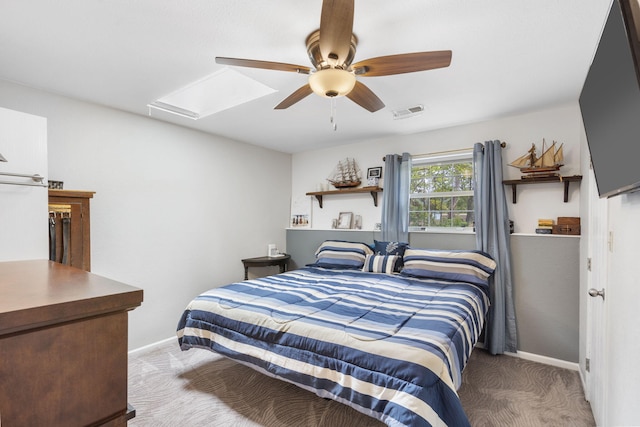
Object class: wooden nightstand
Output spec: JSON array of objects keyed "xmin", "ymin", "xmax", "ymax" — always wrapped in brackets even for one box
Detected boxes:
[{"xmin": 241, "ymin": 254, "xmax": 291, "ymax": 280}]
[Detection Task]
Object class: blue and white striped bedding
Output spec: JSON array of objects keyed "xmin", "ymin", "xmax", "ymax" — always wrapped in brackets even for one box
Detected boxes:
[{"xmin": 177, "ymin": 266, "xmax": 489, "ymax": 427}]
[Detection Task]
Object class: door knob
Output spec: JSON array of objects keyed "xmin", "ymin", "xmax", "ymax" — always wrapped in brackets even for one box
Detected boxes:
[{"xmin": 588, "ymin": 288, "xmax": 605, "ymax": 300}]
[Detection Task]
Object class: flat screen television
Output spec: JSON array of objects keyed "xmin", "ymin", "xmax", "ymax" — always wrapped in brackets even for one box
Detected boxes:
[{"xmin": 579, "ymin": 0, "xmax": 640, "ymax": 198}]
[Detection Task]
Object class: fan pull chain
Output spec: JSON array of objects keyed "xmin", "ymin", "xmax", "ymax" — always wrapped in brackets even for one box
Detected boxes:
[{"xmin": 330, "ymin": 98, "xmax": 337, "ymax": 131}]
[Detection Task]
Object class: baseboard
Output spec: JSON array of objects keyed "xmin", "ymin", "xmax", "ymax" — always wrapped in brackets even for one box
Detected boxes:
[
  {"xmin": 504, "ymin": 350, "xmax": 579, "ymax": 371},
  {"xmin": 128, "ymin": 336, "xmax": 175, "ymax": 356},
  {"xmin": 474, "ymin": 342, "xmax": 578, "ymax": 371},
  {"xmin": 579, "ymin": 368, "xmax": 590, "ymax": 401},
  {"xmin": 134, "ymin": 339, "xmax": 579, "ymax": 372}
]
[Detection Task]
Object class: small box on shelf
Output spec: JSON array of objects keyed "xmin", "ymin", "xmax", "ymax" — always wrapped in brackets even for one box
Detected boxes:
[
  {"xmin": 552, "ymin": 224, "xmax": 581, "ymax": 235},
  {"xmin": 557, "ymin": 217, "xmax": 580, "ymax": 225},
  {"xmin": 553, "ymin": 216, "xmax": 580, "ymax": 235}
]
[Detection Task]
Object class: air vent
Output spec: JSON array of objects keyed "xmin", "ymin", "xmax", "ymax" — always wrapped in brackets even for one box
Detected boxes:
[{"xmin": 391, "ymin": 104, "xmax": 424, "ymax": 120}]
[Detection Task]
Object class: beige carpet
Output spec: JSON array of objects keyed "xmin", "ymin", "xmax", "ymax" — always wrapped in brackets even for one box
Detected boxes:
[
  {"xmin": 458, "ymin": 350, "xmax": 595, "ymax": 426},
  {"xmin": 128, "ymin": 340, "xmax": 594, "ymax": 426}
]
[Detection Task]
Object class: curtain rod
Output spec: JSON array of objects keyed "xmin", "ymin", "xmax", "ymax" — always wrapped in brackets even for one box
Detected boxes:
[{"xmin": 383, "ymin": 141, "xmax": 507, "ymax": 161}]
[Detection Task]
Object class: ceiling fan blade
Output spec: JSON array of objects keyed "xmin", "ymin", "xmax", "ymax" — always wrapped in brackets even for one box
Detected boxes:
[
  {"xmin": 274, "ymin": 84, "xmax": 314, "ymax": 109},
  {"xmin": 216, "ymin": 57, "xmax": 311, "ymax": 74},
  {"xmin": 346, "ymin": 81, "xmax": 385, "ymax": 112},
  {"xmin": 319, "ymin": 0, "xmax": 354, "ymax": 65},
  {"xmin": 352, "ymin": 51, "xmax": 452, "ymax": 77}
]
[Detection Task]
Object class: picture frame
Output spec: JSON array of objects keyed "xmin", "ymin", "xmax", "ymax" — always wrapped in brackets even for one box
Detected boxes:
[
  {"xmin": 290, "ymin": 196, "xmax": 311, "ymax": 228},
  {"xmin": 337, "ymin": 212, "xmax": 353, "ymax": 229},
  {"xmin": 367, "ymin": 166, "xmax": 382, "ymax": 179},
  {"xmin": 291, "ymin": 214, "xmax": 310, "ymax": 228}
]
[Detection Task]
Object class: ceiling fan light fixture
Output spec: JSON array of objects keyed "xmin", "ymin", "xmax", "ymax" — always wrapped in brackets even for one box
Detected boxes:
[{"xmin": 308, "ymin": 69, "xmax": 356, "ymax": 98}]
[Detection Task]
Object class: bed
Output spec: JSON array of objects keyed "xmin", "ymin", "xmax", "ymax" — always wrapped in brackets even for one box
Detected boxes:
[{"xmin": 177, "ymin": 241, "xmax": 495, "ymax": 427}]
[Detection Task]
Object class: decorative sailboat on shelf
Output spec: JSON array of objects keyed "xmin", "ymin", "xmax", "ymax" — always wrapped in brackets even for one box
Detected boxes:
[
  {"xmin": 327, "ymin": 157, "xmax": 362, "ymax": 188},
  {"xmin": 509, "ymin": 139, "xmax": 564, "ymax": 178}
]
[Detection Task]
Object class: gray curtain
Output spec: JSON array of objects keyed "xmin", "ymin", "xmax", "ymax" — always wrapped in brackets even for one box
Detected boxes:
[
  {"xmin": 473, "ymin": 140, "xmax": 517, "ymax": 355},
  {"xmin": 381, "ymin": 153, "xmax": 411, "ymax": 242}
]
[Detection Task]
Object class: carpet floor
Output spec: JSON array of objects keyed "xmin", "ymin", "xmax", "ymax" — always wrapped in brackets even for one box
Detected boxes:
[{"xmin": 128, "ymin": 340, "xmax": 595, "ymax": 426}]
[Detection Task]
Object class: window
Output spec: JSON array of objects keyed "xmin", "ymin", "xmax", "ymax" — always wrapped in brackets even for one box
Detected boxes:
[{"xmin": 409, "ymin": 152, "xmax": 474, "ymax": 230}]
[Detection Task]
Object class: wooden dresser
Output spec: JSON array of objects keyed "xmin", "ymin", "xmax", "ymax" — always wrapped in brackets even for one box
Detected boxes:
[{"xmin": 0, "ymin": 260, "xmax": 143, "ymax": 426}]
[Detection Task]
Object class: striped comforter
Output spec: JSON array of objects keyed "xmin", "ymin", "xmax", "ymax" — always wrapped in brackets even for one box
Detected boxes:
[{"xmin": 177, "ymin": 267, "xmax": 489, "ymax": 427}]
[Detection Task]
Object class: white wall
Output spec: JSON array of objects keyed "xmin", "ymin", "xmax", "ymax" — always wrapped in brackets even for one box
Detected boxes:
[
  {"xmin": 0, "ymin": 107, "xmax": 48, "ymax": 260},
  {"xmin": 292, "ymin": 102, "xmax": 583, "ymax": 234},
  {"xmin": 0, "ymin": 80, "xmax": 292, "ymax": 349}
]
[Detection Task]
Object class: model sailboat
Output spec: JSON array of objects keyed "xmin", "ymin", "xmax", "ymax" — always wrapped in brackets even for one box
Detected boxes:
[
  {"xmin": 327, "ymin": 158, "xmax": 362, "ymax": 188},
  {"xmin": 509, "ymin": 139, "xmax": 563, "ymax": 178}
]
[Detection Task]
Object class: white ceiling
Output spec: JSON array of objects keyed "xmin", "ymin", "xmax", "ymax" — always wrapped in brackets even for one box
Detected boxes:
[{"xmin": 0, "ymin": 0, "xmax": 611, "ymax": 153}]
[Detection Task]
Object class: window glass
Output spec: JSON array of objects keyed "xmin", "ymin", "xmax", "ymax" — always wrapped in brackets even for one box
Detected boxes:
[{"xmin": 409, "ymin": 154, "xmax": 474, "ymax": 230}]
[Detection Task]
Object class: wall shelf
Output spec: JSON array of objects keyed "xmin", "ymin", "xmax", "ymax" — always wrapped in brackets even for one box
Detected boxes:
[
  {"xmin": 503, "ymin": 175, "xmax": 582, "ymax": 203},
  {"xmin": 306, "ymin": 186, "xmax": 383, "ymax": 208}
]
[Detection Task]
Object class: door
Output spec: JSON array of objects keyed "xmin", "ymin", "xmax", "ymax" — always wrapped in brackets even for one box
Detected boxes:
[
  {"xmin": 0, "ymin": 107, "xmax": 48, "ymax": 261},
  {"xmin": 585, "ymin": 165, "xmax": 608, "ymax": 424}
]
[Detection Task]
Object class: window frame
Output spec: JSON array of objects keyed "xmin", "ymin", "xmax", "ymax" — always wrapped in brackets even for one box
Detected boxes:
[{"xmin": 408, "ymin": 151, "xmax": 475, "ymax": 232}]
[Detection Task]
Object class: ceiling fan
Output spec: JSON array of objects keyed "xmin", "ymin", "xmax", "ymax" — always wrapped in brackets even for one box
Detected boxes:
[{"xmin": 215, "ymin": 0, "xmax": 451, "ymax": 113}]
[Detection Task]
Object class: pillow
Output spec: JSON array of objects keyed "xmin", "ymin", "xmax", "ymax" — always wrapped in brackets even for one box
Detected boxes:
[
  {"xmin": 362, "ymin": 254, "xmax": 401, "ymax": 274},
  {"xmin": 373, "ymin": 240, "xmax": 409, "ymax": 256},
  {"xmin": 310, "ymin": 240, "xmax": 374, "ymax": 269},
  {"xmin": 400, "ymin": 248, "xmax": 497, "ymax": 287}
]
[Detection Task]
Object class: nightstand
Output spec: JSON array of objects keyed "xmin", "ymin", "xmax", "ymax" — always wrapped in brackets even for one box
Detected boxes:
[{"xmin": 241, "ymin": 254, "xmax": 291, "ymax": 280}]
